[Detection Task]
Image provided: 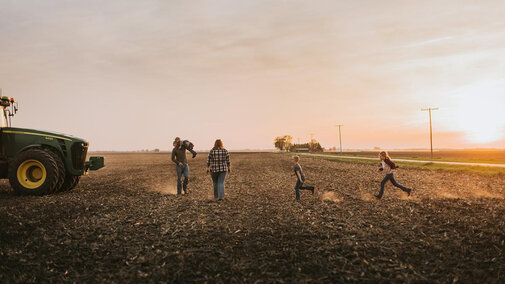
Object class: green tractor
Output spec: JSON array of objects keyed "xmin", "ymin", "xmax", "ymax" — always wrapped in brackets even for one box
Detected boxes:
[{"xmin": 0, "ymin": 94, "xmax": 105, "ymax": 195}]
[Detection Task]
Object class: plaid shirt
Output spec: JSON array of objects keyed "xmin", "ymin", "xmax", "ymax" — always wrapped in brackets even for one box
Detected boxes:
[{"xmin": 207, "ymin": 148, "xmax": 231, "ymax": 173}]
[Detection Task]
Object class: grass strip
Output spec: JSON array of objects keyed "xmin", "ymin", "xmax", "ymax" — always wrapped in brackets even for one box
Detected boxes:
[{"xmin": 282, "ymin": 153, "xmax": 505, "ymax": 175}]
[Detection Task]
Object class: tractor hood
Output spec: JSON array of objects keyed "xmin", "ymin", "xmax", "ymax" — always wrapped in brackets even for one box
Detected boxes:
[{"xmin": 2, "ymin": 127, "xmax": 87, "ymax": 143}]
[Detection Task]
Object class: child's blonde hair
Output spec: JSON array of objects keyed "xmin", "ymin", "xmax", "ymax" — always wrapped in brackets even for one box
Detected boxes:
[
  {"xmin": 379, "ymin": 151, "xmax": 390, "ymax": 159},
  {"xmin": 293, "ymin": 156, "xmax": 300, "ymax": 162}
]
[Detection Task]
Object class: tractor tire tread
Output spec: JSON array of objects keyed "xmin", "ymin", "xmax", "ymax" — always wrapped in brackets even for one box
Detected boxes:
[
  {"xmin": 46, "ymin": 150, "xmax": 65, "ymax": 193},
  {"xmin": 61, "ymin": 175, "xmax": 80, "ymax": 192}
]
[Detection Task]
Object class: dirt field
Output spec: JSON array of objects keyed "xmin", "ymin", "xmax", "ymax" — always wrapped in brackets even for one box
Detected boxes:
[{"xmin": 1, "ymin": 153, "xmax": 504, "ymax": 282}]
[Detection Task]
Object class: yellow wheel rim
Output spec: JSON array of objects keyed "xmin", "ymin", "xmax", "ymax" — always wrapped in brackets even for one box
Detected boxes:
[{"xmin": 17, "ymin": 160, "xmax": 47, "ymax": 189}]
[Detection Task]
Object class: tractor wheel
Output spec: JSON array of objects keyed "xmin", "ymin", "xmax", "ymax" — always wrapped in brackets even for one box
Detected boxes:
[
  {"xmin": 8, "ymin": 148, "xmax": 60, "ymax": 196},
  {"xmin": 60, "ymin": 175, "xmax": 80, "ymax": 192},
  {"xmin": 46, "ymin": 150, "xmax": 65, "ymax": 193},
  {"xmin": 70, "ymin": 176, "xmax": 80, "ymax": 191}
]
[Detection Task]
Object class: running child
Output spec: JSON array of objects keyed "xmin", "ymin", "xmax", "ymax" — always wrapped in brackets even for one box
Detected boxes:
[
  {"xmin": 292, "ymin": 156, "xmax": 314, "ymax": 200},
  {"xmin": 375, "ymin": 151, "xmax": 411, "ymax": 199},
  {"xmin": 174, "ymin": 137, "xmax": 197, "ymax": 158}
]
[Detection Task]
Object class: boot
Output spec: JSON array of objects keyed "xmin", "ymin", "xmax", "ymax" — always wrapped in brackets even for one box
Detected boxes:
[{"xmin": 307, "ymin": 186, "xmax": 315, "ymax": 195}]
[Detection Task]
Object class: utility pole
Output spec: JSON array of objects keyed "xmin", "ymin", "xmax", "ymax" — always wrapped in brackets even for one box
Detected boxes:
[
  {"xmin": 335, "ymin": 124, "xmax": 343, "ymax": 153},
  {"xmin": 421, "ymin": 107, "xmax": 439, "ymax": 159}
]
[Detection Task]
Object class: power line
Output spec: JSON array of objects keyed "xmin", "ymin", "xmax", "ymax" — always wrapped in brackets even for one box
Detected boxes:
[{"xmin": 421, "ymin": 107, "xmax": 439, "ymax": 159}]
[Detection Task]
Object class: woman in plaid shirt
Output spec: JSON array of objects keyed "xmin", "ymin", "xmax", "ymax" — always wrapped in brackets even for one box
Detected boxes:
[{"xmin": 206, "ymin": 139, "xmax": 231, "ymax": 201}]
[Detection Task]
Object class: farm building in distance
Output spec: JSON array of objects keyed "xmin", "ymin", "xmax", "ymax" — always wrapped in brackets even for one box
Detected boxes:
[{"xmin": 290, "ymin": 147, "xmax": 310, "ymax": 152}]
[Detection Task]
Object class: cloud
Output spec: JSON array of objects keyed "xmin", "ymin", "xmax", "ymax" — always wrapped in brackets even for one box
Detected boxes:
[{"xmin": 1, "ymin": 0, "xmax": 505, "ymax": 150}]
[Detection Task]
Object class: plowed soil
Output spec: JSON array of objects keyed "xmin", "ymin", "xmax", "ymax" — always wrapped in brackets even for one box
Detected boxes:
[{"xmin": 1, "ymin": 153, "xmax": 504, "ymax": 283}]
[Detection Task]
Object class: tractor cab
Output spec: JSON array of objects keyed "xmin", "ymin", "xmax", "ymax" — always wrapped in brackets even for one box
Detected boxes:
[
  {"xmin": 0, "ymin": 107, "xmax": 6, "ymax": 128},
  {"xmin": 0, "ymin": 96, "xmax": 15, "ymax": 128}
]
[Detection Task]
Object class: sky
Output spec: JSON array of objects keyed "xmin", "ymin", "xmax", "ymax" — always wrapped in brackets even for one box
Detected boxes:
[{"xmin": 1, "ymin": 0, "xmax": 504, "ymax": 151}]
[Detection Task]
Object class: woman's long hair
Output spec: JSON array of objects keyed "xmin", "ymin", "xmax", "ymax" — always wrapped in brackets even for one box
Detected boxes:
[
  {"xmin": 213, "ymin": 139, "xmax": 224, "ymax": 150},
  {"xmin": 379, "ymin": 151, "xmax": 390, "ymax": 159}
]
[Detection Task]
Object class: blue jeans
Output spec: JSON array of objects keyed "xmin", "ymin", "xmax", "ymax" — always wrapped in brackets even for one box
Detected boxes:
[
  {"xmin": 211, "ymin": 171, "xmax": 227, "ymax": 199},
  {"xmin": 294, "ymin": 180, "xmax": 313, "ymax": 200},
  {"xmin": 378, "ymin": 173, "xmax": 409, "ymax": 198},
  {"xmin": 176, "ymin": 164, "xmax": 189, "ymax": 195},
  {"xmin": 182, "ymin": 140, "xmax": 197, "ymax": 156}
]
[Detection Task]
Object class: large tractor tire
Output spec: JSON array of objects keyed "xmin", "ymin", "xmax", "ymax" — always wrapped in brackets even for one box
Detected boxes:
[
  {"xmin": 69, "ymin": 176, "xmax": 80, "ymax": 191},
  {"xmin": 8, "ymin": 148, "xmax": 61, "ymax": 196},
  {"xmin": 46, "ymin": 150, "xmax": 65, "ymax": 193},
  {"xmin": 60, "ymin": 175, "xmax": 80, "ymax": 192}
]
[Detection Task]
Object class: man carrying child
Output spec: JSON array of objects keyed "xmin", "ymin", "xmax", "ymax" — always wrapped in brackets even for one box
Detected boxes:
[{"xmin": 171, "ymin": 137, "xmax": 197, "ymax": 195}]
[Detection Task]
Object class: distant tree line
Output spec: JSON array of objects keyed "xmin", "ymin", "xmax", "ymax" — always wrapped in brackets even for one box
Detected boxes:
[
  {"xmin": 136, "ymin": 149, "xmax": 160, "ymax": 153},
  {"xmin": 274, "ymin": 135, "xmax": 324, "ymax": 152},
  {"xmin": 274, "ymin": 135, "xmax": 293, "ymax": 151}
]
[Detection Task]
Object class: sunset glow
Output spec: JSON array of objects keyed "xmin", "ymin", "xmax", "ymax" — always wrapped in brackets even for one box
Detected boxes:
[
  {"xmin": 446, "ymin": 82, "xmax": 505, "ymax": 144},
  {"xmin": 1, "ymin": 1, "xmax": 504, "ymax": 150}
]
